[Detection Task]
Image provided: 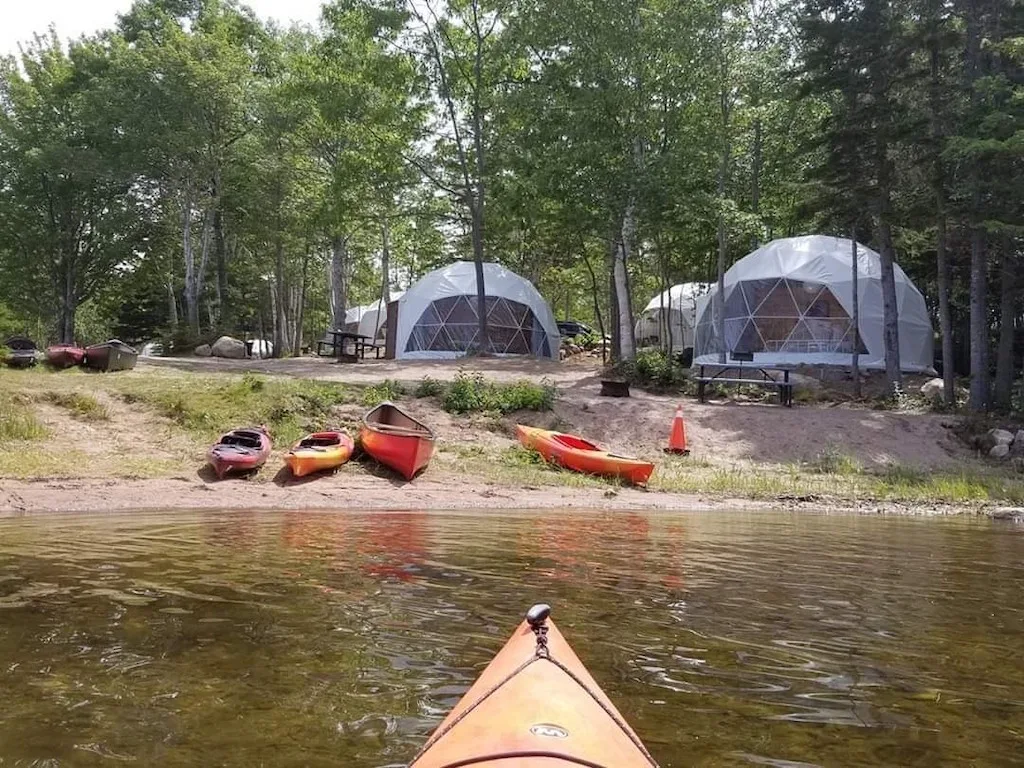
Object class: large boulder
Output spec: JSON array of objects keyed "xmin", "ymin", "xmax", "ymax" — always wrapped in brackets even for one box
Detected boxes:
[
  {"xmin": 194, "ymin": 344, "xmax": 212, "ymax": 357},
  {"xmin": 1010, "ymin": 430, "xmax": 1024, "ymax": 458},
  {"xmin": 211, "ymin": 335, "xmax": 246, "ymax": 359},
  {"xmin": 979, "ymin": 428, "xmax": 1015, "ymax": 454},
  {"xmin": 919, "ymin": 377, "xmax": 945, "ymax": 402},
  {"xmin": 990, "ymin": 444, "xmax": 1011, "ymax": 459}
]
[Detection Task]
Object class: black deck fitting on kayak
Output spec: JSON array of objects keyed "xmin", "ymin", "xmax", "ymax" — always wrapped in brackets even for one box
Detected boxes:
[{"xmin": 526, "ymin": 603, "xmax": 551, "ymax": 628}]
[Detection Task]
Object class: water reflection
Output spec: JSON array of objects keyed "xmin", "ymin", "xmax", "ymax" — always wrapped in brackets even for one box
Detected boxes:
[{"xmin": 0, "ymin": 510, "xmax": 1022, "ymax": 767}]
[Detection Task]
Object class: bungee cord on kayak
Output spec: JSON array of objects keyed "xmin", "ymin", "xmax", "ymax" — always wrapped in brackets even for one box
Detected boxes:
[{"xmin": 410, "ymin": 604, "xmax": 660, "ymax": 768}]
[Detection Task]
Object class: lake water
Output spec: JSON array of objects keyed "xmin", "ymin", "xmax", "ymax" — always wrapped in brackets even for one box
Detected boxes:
[{"xmin": 0, "ymin": 510, "xmax": 1021, "ymax": 767}]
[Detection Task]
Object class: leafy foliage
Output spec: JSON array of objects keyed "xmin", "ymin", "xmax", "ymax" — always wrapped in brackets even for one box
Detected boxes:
[
  {"xmin": 361, "ymin": 379, "xmax": 407, "ymax": 406},
  {"xmin": 442, "ymin": 372, "xmax": 556, "ymax": 414}
]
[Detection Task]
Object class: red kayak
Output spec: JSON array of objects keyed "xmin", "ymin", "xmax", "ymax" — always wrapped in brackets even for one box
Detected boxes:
[
  {"xmin": 207, "ymin": 426, "xmax": 271, "ymax": 479},
  {"xmin": 45, "ymin": 345, "xmax": 86, "ymax": 369},
  {"xmin": 359, "ymin": 402, "xmax": 435, "ymax": 480},
  {"xmin": 410, "ymin": 604, "xmax": 659, "ymax": 767}
]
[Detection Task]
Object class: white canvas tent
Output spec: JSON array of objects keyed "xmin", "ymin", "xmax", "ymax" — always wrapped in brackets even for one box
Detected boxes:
[
  {"xmin": 344, "ymin": 292, "xmax": 405, "ymax": 341},
  {"xmin": 634, "ymin": 282, "xmax": 711, "ymax": 352},
  {"xmin": 394, "ymin": 261, "xmax": 560, "ymax": 359},
  {"xmin": 693, "ymin": 235, "xmax": 934, "ymax": 372}
]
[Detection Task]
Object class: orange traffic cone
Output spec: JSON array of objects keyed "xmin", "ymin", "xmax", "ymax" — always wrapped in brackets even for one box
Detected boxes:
[{"xmin": 664, "ymin": 404, "xmax": 689, "ymax": 455}]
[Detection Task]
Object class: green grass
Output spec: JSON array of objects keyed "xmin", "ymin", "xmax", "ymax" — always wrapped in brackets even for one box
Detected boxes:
[
  {"xmin": 42, "ymin": 391, "xmax": 109, "ymax": 420},
  {"xmin": 807, "ymin": 443, "xmax": 862, "ymax": 475},
  {"xmin": 117, "ymin": 372, "xmax": 357, "ymax": 445},
  {"xmin": 414, "ymin": 376, "xmax": 444, "ymax": 398},
  {"xmin": 0, "ymin": 392, "xmax": 49, "ymax": 441},
  {"xmin": 361, "ymin": 379, "xmax": 407, "ymax": 407}
]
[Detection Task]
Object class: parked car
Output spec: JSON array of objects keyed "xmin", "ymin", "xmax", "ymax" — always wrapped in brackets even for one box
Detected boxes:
[{"xmin": 557, "ymin": 320, "xmax": 593, "ymax": 339}]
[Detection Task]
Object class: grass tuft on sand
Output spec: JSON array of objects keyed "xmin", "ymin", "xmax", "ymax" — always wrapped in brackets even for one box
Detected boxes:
[
  {"xmin": 0, "ymin": 392, "xmax": 49, "ymax": 441},
  {"xmin": 42, "ymin": 391, "xmax": 109, "ymax": 420}
]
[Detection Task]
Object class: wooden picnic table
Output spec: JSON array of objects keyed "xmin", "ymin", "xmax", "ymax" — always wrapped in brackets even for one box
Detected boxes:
[
  {"xmin": 696, "ymin": 360, "xmax": 793, "ymax": 407},
  {"xmin": 316, "ymin": 331, "xmax": 384, "ymax": 362}
]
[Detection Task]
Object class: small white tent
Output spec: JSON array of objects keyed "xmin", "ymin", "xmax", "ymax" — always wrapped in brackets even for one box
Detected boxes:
[
  {"xmin": 394, "ymin": 261, "xmax": 560, "ymax": 359},
  {"xmin": 693, "ymin": 235, "xmax": 934, "ymax": 372},
  {"xmin": 634, "ymin": 282, "xmax": 711, "ymax": 352},
  {"xmin": 344, "ymin": 293, "xmax": 405, "ymax": 341}
]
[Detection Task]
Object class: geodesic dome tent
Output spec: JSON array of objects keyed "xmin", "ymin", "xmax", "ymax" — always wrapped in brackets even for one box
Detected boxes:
[
  {"xmin": 693, "ymin": 236, "xmax": 934, "ymax": 372},
  {"xmin": 344, "ymin": 292, "xmax": 405, "ymax": 341},
  {"xmin": 634, "ymin": 282, "xmax": 711, "ymax": 351},
  {"xmin": 394, "ymin": 261, "xmax": 560, "ymax": 359}
]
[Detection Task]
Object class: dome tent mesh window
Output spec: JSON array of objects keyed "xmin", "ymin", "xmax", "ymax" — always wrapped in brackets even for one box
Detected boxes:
[
  {"xmin": 696, "ymin": 278, "xmax": 868, "ymax": 357},
  {"xmin": 405, "ymin": 295, "xmax": 552, "ymax": 357}
]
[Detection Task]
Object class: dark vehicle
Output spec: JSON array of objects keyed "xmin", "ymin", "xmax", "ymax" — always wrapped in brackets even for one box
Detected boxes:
[
  {"xmin": 557, "ymin": 320, "xmax": 593, "ymax": 339},
  {"xmin": 3, "ymin": 335, "xmax": 38, "ymax": 368}
]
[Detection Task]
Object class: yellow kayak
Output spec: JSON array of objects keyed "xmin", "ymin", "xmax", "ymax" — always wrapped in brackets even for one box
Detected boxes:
[{"xmin": 283, "ymin": 431, "xmax": 354, "ymax": 477}]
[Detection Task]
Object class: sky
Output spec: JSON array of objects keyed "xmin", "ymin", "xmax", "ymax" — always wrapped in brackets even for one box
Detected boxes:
[{"xmin": 1, "ymin": 0, "xmax": 324, "ymax": 56}]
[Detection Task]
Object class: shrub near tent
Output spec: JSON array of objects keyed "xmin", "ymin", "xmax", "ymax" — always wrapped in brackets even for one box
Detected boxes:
[{"xmin": 693, "ymin": 236, "xmax": 934, "ymax": 373}]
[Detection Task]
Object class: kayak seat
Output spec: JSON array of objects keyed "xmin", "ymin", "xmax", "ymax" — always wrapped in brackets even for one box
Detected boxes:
[
  {"xmin": 299, "ymin": 436, "xmax": 340, "ymax": 449},
  {"xmin": 552, "ymin": 433, "xmax": 599, "ymax": 452},
  {"xmin": 221, "ymin": 432, "xmax": 263, "ymax": 449}
]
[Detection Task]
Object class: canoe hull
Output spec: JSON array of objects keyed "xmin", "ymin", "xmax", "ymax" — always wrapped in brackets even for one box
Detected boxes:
[
  {"xmin": 207, "ymin": 428, "xmax": 271, "ymax": 479},
  {"xmin": 284, "ymin": 431, "xmax": 354, "ymax": 477},
  {"xmin": 411, "ymin": 612, "xmax": 657, "ymax": 768},
  {"xmin": 45, "ymin": 345, "xmax": 86, "ymax": 368},
  {"xmin": 84, "ymin": 340, "xmax": 138, "ymax": 372},
  {"xmin": 360, "ymin": 402, "xmax": 435, "ymax": 480},
  {"xmin": 516, "ymin": 425, "xmax": 654, "ymax": 485}
]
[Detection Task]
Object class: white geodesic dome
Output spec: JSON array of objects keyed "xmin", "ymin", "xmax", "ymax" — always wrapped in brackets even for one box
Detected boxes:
[
  {"xmin": 634, "ymin": 282, "xmax": 712, "ymax": 352},
  {"xmin": 395, "ymin": 261, "xmax": 560, "ymax": 360},
  {"xmin": 693, "ymin": 235, "xmax": 934, "ymax": 372},
  {"xmin": 344, "ymin": 292, "xmax": 405, "ymax": 341}
]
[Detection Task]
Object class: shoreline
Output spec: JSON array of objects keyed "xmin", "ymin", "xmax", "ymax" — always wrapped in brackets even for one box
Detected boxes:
[{"xmin": 0, "ymin": 476, "xmax": 1015, "ymax": 519}]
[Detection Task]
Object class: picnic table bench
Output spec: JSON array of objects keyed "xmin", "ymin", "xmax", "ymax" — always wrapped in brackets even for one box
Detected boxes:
[
  {"xmin": 316, "ymin": 331, "xmax": 385, "ymax": 362},
  {"xmin": 696, "ymin": 353, "xmax": 793, "ymax": 407}
]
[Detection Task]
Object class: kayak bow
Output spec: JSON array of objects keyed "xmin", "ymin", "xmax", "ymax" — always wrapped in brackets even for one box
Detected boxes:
[{"xmin": 410, "ymin": 604, "xmax": 659, "ymax": 768}]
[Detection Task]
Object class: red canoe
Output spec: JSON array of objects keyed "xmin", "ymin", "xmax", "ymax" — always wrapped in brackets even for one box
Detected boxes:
[
  {"xmin": 359, "ymin": 402, "xmax": 435, "ymax": 480},
  {"xmin": 45, "ymin": 345, "xmax": 86, "ymax": 369},
  {"xmin": 410, "ymin": 603, "xmax": 659, "ymax": 768},
  {"xmin": 207, "ymin": 426, "xmax": 271, "ymax": 479}
]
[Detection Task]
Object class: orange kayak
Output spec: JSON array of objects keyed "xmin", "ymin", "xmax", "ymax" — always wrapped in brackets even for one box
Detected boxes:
[
  {"xmin": 410, "ymin": 604, "xmax": 659, "ymax": 768},
  {"xmin": 516, "ymin": 425, "xmax": 655, "ymax": 485},
  {"xmin": 283, "ymin": 431, "xmax": 354, "ymax": 477}
]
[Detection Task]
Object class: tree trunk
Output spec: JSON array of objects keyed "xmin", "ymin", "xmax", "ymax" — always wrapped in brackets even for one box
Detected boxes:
[
  {"xmin": 851, "ymin": 231, "xmax": 861, "ymax": 398},
  {"xmin": 751, "ymin": 115, "xmax": 762, "ymax": 249},
  {"xmin": 716, "ymin": 10, "xmax": 732, "ymax": 365},
  {"xmin": 59, "ymin": 264, "xmax": 77, "ymax": 344},
  {"xmin": 581, "ymin": 249, "xmax": 607, "ymax": 365},
  {"xmin": 182, "ymin": 195, "xmax": 198, "ymax": 333},
  {"xmin": 167, "ymin": 276, "xmax": 178, "ymax": 330},
  {"xmin": 876, "ymin": 218, "xmax": 902, "ymax": 389},
  {"xmin": 993, "ymin": 252, "xmax": 1016, "ymax": 409},
  {"xmin": 969, "ymin": 228, "xmax": 988, "ymax": 409},
  {"xmin": 928, "ymin": 4, "xmax": 955, "ymax": 405},
  {"xmin": 613, "ymin": 202, "xmax": 637, "ymax": 362},
  {"xmin": 380, "ymin": 217, "xmax": 391, "ymax": 304},
  {"xmin": 212, "ymin": 167, "xmax": 227, "ymax": 328},
  {"xmin": 470, "ymin": 200, "xmax": 488, "ymax": 353},
  {"xmin": 274, "ymin": 236, "xmax": 287, "ymax": 358},
  {"xmin": 329, "ymin": 234, "xmax": 348, "ymax": 331},
  {"xmin": 964, "ymin": 0, "xmax": 988, "ymax": 411},
  {"xmin": 294, "ymin": 249, "xmax": 309, "ymax": 357}
]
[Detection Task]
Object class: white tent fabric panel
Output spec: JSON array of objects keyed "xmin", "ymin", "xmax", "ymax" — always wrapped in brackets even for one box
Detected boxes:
[
  {"xmin": 395, "ymin": 261, "xmax": 560, "ymax": 360},
  {"xmin": 693, "ymin": 235, "xmax": 934, "ymax": 373},
  {"xmin": 343, "ymin": 292, "xmax": 405, "ymax": 340},
  {"xmin": 634, "ymin": 282, "xmax": 711, "ymax": 351}
]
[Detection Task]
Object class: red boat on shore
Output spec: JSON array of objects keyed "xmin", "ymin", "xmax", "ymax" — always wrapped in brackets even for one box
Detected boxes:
[
  {"xmin": 207, "ymin": 426, "xmax": 271, "ymax": 479},
  {"xmin": 45, "ymin": 345, "xmax": 86, "ymax": 369},
  {"xmin": 359, "ymin": 402, "xmax": 435, "ymax": 480}
]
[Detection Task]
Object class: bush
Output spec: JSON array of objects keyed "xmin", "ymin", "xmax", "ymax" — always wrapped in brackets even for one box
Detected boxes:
[
  {"xmin": 415, "ymin": 376, "xmax": 444, "ymax": 398},
  {"xmin": 617, "ymin": 349, "xmax": 690, "ymax": 391},
  {"xmin": 442, "ymin": 372, "xmax": 556, "ymax": 414},
  {"xmin": 361, "ymin": 379, "xmax": 406, "ymax": 407},
  {"xmin": 808, "ymin": 443, "xmax": 861, "ymax": 475}
]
